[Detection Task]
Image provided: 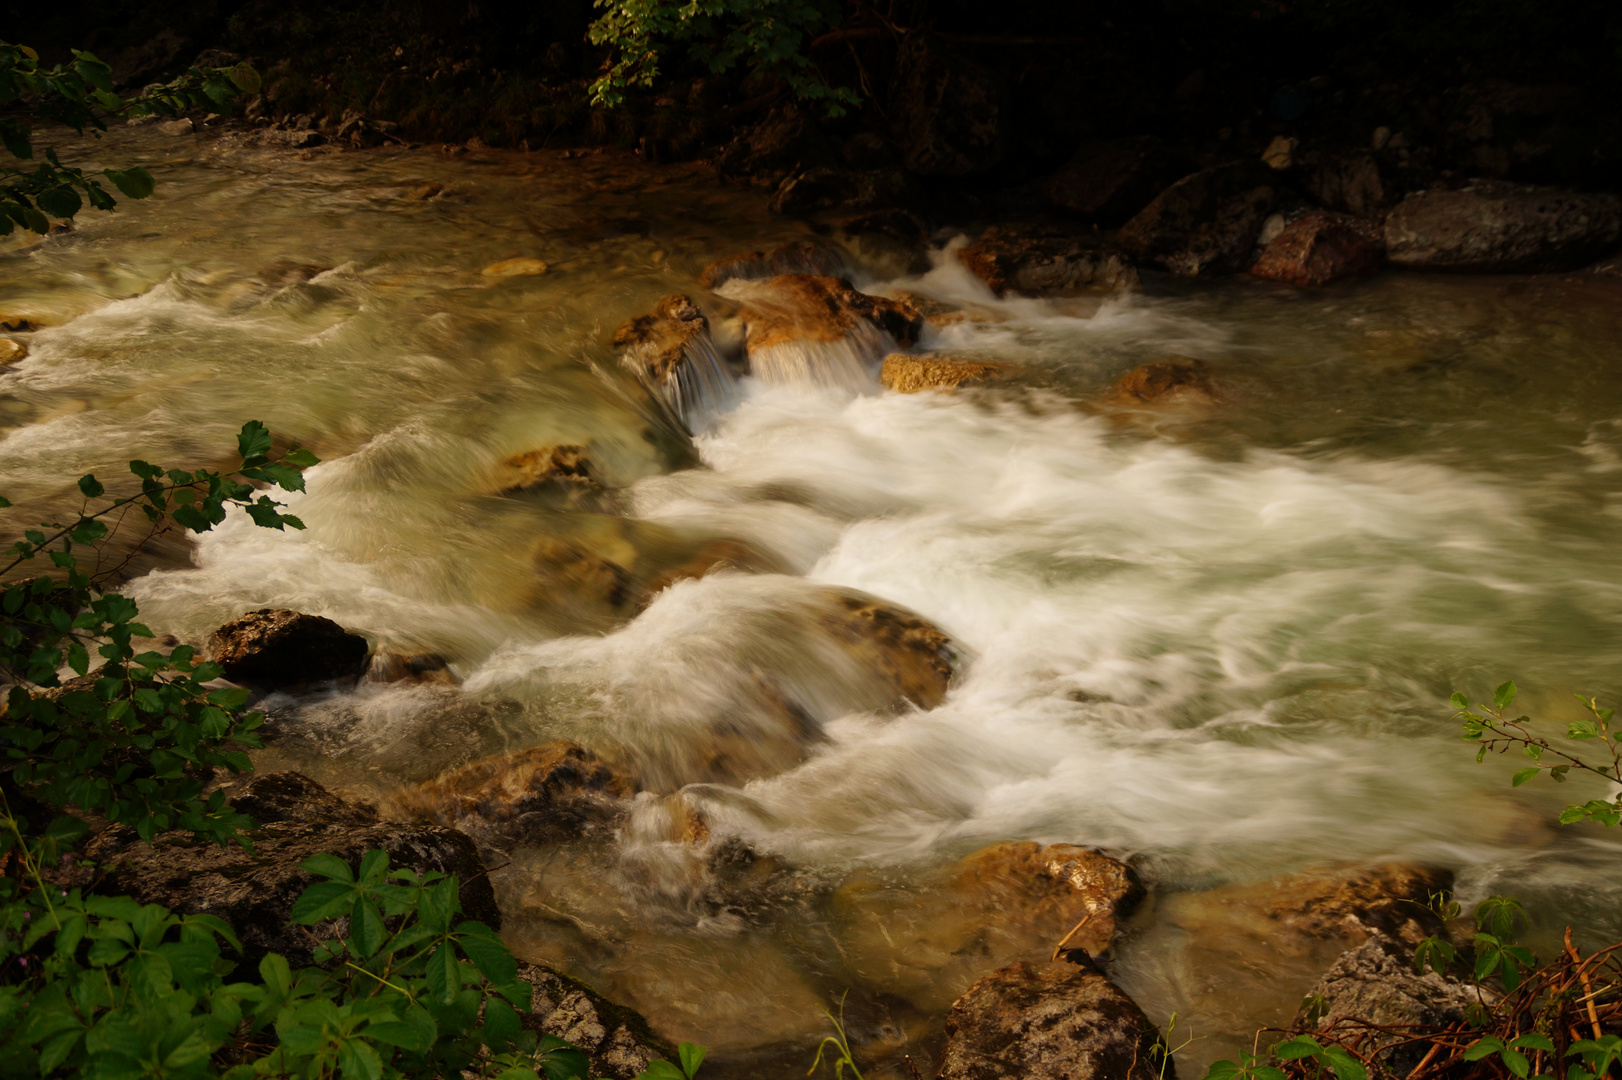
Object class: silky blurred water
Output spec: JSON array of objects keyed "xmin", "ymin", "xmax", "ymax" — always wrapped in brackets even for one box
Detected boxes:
[{"xmin": 5, "ymin": 123, "xmax": 1622, "ymax": 1076}]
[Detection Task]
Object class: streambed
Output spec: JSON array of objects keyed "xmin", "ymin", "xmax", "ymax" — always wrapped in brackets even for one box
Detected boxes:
[{"xmin": 5, "ymin": 124, "xmax": 1622, "ymax": 1076}]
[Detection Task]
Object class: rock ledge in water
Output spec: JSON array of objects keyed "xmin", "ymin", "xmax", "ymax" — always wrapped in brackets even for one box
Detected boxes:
[
  {"xmin": 881, "ymin": 353, "xmax": 1010, "ymax": 393},
  {"xmin": 1384, "ymin": 183, "xmax": 1622, "ymax": 272},
  {"xmin": 940, "ymin": 951, "xmax": 1170, "ymax": 1080},
  {"xmin": 208, "ymin": 608, "xmax": 370, "ymax": 690},
  {"xmin": 957, "ymin": 224, "xmax": 1138, "ymax": 295}
]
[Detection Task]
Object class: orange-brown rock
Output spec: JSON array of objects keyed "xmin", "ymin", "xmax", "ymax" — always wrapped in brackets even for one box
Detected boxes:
[
  {"xmin": 610, "ymin": 295, "xmax": 710, "ymax": 387},
  {"xmin": 735, "ymin": 274, "xmax": 922, "ymax": 352},
  {"xmin": 1251, "ymin": 211, "xmax": 1384, "ymax": 286},
  {"xmin": 494, "ymin": 444, "xmax": 601, "ymax": 497},
  {"xmin": 821, "ymin": 591, "xmax": 955, "ymax": 709},
  {"xmin": 957, "ymin": 224, "xmax": 1138, "ymax": 295},
  {"xmin": 0, "ymin": 338, "xmax": 25, "ymax": 364},
  {"xmin": 881, "ymin": 353, "xmax": 1009, "ymax": 393},
  {"xmin": 1109, "ymin": 358, "xmax": 1217, "ymax": 406},
  {"xmin": 398, "ymin": 741, "xmax": 637, "ymax": 849},
  {"xmin": 700, "ymin": 239, "xmax": 848, "ymax": 290},
  {"xmin": 482, "ymin": 257, "xmax": 549, "ymax": 277},
  {"xmin": 365, "ymin": 651, "xmax": 457, "ymax": 686},
  {"xmin": 638, "ymin": 537, "xmax": 775, "ymax": 603},
  {"xmin": 832, "ymin": 841, "xmax": 1143, "ymax": 1013},
  {"xmin": 1260, "ymin": 862, "xmax": 1452, "ymax": 946}
]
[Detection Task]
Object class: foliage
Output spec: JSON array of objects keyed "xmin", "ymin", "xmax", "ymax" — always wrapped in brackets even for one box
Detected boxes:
[
  {"xmin": 585, "ymin": 0, "xmax": 856, "ymax": 114},
  {"xmin": 1454, "ymin": 681, "xmax": 1622, "ymax": 828},
  {"xmin": 807, "ymin": 995, "xmax": 863, "ymax": 1080},
  {"xmin": 0, "ymin": 40, "xmax": 260, "ymax": 235},
  {"xmin": 1, "ymin": 422, "xmax": 315, "ymax": 850},
  {"xmin": 641, "ymin": 1043, "xmax": 706, "ymax": 1080}
]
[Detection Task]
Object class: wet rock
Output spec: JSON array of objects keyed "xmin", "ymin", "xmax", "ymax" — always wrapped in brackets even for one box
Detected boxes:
[
  {"xmin": 881, "ymin": 353, "xmax": 1010, "ymax": 394},
  {"xmin": 1118, "ymin": 163, "xmax": 1278, "ymax": 276},
  {"xmin": 1262, "ymin": 135, "xmax": 1298, "ymax": 171},
  {"xmin": 493, "ymin": 444, "xmax": 602, "ymax": 498},
  {"xmin": 716, "ymin": 105, "xmax": 839, "ymax": 187},
  {"xmin": 728, "ymin": 275, "xmax": 923, "ymax": 388},
  {"xmin": 1043, "ymin": 136, "xmax": 1185, "ymax": 226},
  {"xmin": 1383, "ymin": 183, "xmax": 1622, "ymax": 272},
  {"xmin": 956, "ymin": 223, "xmax": 1138, "ymax": 295},
  {"xmin": 820, "ymin": 591, "xmax": 954, "ymax": 710},
  {"xmin": 85, "ymin": 772, "xmax": 499, "ymax": 968},
  {"xmin": 1250, "ymin": 212, "xmax": 1384, "ymax": 286},
  {"xmin": 482, "ymin": 257, "xmax": 549, "ymax": 277},
  {"xmin": 528, "ymin": 534, "xmax": 635, "ymax": 612},
  {"xmin": 1262, "ymin": 862, "xmax": 1452, "ymax": 946},
  {"xmin": 768, "ymin": 167, "xmax": 918, "ymax": 217},
  {"xmin": 398, "ymin": 741, "xmax": 635, "ymax": 851},
  {"xmin": 939, "ymin": 951, "xmax": 1168, "ymax": 1080},
  {"xmin": 335, "ymin": 112, "xmax": 391, "ymax": 148},
  {"xmin": 1296, "ymin": 935, "xmax": 1496, "ymax": 1074},
  {"xmin": 364, "ymin": 651, "xmax": 457, "ymax": 686},
  {"xmin": 638, "ymin": 537, "xmax": 776, "ymax": 602},
  {"xmin": 0, "ymin": 339, "xmax": 25, "ymax": 364},
  {"xmin": 833, "ymin": 841, "xmax": 1142, "ymax": 1012},
  {"xmin": 245, "ymin": 127, "xmax": 328, "ymax": 149},
  {"xmin": 517, "ymin": 963, "xmax": 672, "ymax": 1080},
  {"xmin": 1108, "ymin": 358, "xmax": 1217, "ymax": 406},
  {"xmin": 1303, "ymin": 150, "xmax": 1397, "ymax": 219},
  {"xmin": 699, "ymin": 240, "xmax": 848, "ymax": 290},
  {"xmin": 208, "ymin": 608, "xmax": 370, "ymax": 690},
  {"xmin": 157, "ymin": 118, "xmax": 194, "ymax": 137},
  {"xmin": 891, "ymin": 35, "xmax": 1007, "ymax": 177},
  {"xmin": 0, "ymin": 316, "xmax": 43, "ymax": 332},
  {"xmin": 610, "ymin": 294, "xmax": 733, "ymax": 419}
]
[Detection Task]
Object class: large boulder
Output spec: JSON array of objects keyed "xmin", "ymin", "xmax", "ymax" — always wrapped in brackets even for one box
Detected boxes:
[
  {"xmin": 1295, "ymin": 935, "xmax": 1496, "ymax": 1074},
  {"xmin": 1383, "ymin": 183, "xmax": 1622, "ymax": 272},
  {"xmin": 84, "ymin": 772, "xmax": 500, "ymax": 969},
  {"xmin": 396, "ymin": 741, "xmax": 637, "ymax": 854},
  {"xmin": 890, "ymin": 35, "xmax": 1007, "ymax": 177},
  {"xmin": 1118, "ymin": 164, "xmax": 1278, "ymax": 276},
  {"xmin": 1250, "ymin": 212, "xmax": 1385, "ymax": 286},
  {"xmin": 956, "ymin": 223, "xmax": 1138, "ymax": 295},
  {"xmin": 939, "ymin": 951, "xmax": 1169, "ymax": 1080},
  {"xmin": 724, "ymin": 274, "xmax": 923, "ymax": 389},
  {"xmin": 207, "ymin": 608, "xmax": 369, "ymax": 690},
  {"xmin": 517, "ymin": 963, "xmax": 672, "ymax": 1080},
  {"xmin": 1044, "ymin": 136, "xmax": 1186, "ymax": 226}
]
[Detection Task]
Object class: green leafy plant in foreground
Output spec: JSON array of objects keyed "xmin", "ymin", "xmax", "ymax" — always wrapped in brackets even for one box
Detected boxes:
[{"xmin": 1, "ymin": 40, "xmax": 260, "ymax": 235}]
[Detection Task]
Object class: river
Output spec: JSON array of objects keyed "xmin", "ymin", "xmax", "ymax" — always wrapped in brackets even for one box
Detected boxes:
[{"xmin": 4, "ymin": 123, "xmax": 1622, "ymax": 1076}]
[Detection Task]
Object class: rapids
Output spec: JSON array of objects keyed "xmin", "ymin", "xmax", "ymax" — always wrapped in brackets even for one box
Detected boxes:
[{"xmin": 5, "ymin": 123, "xmax": 1622, "ymax": 1076}]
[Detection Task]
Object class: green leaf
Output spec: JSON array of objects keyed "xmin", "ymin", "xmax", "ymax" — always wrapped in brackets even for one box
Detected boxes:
[
  {"xmin": 289, "ymin": 881, "xmax": 354, "ymax": 924},
  {"xmin": 104, "ymin": 167, "xmax": 155, "ymax": 200},
  {"xmin": 37, "ymin": 184, "xmax": 83, "ymax": 219},
  {"xmin": 351, "ymin": 897, "xmax": 385, "ymax": 957},
  {"xmin": 1511, "ymin": 1035, "xmax": 1555, "ymax": 1053},
  {"xmin": 1512, "ymin": 767, "xmax": 1539, "ymax": 787},
  {"xmin": 236, "ymin": 420, "xmax": 273, "ymax": 462},
  {"xmin": 283, "ymin": 448, "xmax": 321, "ymax": 468},
  {"xmin": 638, "ymin": 1061, "xmax": 685, "ymax": 1080},
  {"xmin": 426, "ymin": 943, "xmax": 458, "ymax": 1004},
  {"xmin": 539, "ymin": 1041, "xmax": 592, "ymax": 1080},
  {"xmin": 300, "ymin": 851, "xmax": 355, "ymax": 882},
  {"xmin": 1464, "ymin": 1038, "xmax": 1505, "ymax": 1062},
  {"xmin": 1493, "ymin": 680, "xmax": 1517, "ymax": 709},
  {"xmin": 457, "ymin": 923, "xmax": 518, "ymax": 985},
  {"xmin": 678, "ymin": 1042, "xmax": 707, "ymax": 1078},
  {"xmin": 1450, "ymin": 691, "xmax": 1468, "ymax": 709},
  {"xmin": 1273, "ymin": 1037, "xmax": 1325, "ymax": 1061}
]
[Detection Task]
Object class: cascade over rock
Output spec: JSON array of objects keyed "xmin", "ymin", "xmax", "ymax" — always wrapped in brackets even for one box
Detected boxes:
[
  {"xmin": 611, "ymin": 294, "xmax": 735, "ymax": 421},
  {"xmin": 726, "ymin": 274, "xmax": 922, "ymax": 389}
]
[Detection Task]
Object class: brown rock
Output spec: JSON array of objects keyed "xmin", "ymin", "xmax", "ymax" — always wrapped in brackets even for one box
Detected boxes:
[
  {"xmin": 1044, "ymin": 136, "xmax": 1185, "ymax": 226},
  {"xmin": 397, "ymin": 741, "xmax": 635, "ymax": 851},
  {"xmin": 1263, "ymin": 862, "xmax": 1452, "ymax": 946},
  {"xmin": 493, "ymin": 444, "xmax": 601, "ymax": 497},
  {"xmin": 1384, "ymin": 183, "xmax": 1622, "ymax": 272},
  {"xmin": 482, "ymin": 257, "xmax": 549, "ymax": 277},
  {"xmin": 0, "ymin": 338, "xmax": 25, "ymax": 364},
  {"xmin": 638, "ymin": 537, "xmax": 774, "ymax": 602},
  {"xmin": 1119, "ymin": 163, "xmax": 1277, "ymax": 275},
  {"xmin": 699, "ymin": 240, "xmax": 848, "ymax": 290},
  {"xmin": 517, "ymin": 963, "xmax": 673, "ymax": 1080},
  {"xmin": 1251, "ymin": 212, "xmax": 1384, "ymax": 286},
  {"xmin": 529, "ymin": 535, "xmax": 634, "ymax": 612},
  {"xmin": 731, "ymin": 275, "xmax": 923, "ymax": 387},
  {"xmin": 1109, "ymin": 358, "xmax": 1217, "ymax": 406},
  {"xmin": 207, "ymin": 608, "xmax": 370, "ymax": 690},
  {"xmin": 957, "ymin": 224, "xmax": 1138, "ymax": 295},
  {"xmin": 939, "ymin": 953, "xmax": 1169, "ymax": 1080},
  {"xmin": 85, "ymin": 772, "xmax": 500, "ymax": 969},
  {"xmin": 611, "ymin": 294, "xmax": 734, "ymax": 419},
  {"xmin": 881, "ymin": 353, "xmax": 1009, "ymax": 393},
  {"xmin": 821, "ymin": 591, "xmax": 954, "ymax": 710},
  {"xmin": 364, "ymin": 651, "xmax": 457, "ymax": 686}
]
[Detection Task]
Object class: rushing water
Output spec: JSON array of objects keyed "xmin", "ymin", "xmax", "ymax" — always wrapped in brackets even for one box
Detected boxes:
[{"xmin": 6, "ymin": 123, "xmax": 1622, "ymax": 1076}]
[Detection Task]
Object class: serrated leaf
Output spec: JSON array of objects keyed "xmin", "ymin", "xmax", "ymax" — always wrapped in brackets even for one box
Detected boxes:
[
  {"xmin": 1512, "ymin": 768, "xmax": 1539, "ymax": 787},
  {"xmin": 1493, "ymin": 680, "xmax": 1517, "ymax": 710}
]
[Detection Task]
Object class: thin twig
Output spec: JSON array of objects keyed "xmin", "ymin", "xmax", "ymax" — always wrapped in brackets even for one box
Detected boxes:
[{"xmin": 1051, "ymin": 913, "xmax": 1092, "ymax": 961}]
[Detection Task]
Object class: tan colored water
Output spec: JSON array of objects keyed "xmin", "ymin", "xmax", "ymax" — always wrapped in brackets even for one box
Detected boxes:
[{"xmin": 6, "ymin": 122, "xmax": 1622, "ymax": 1077}]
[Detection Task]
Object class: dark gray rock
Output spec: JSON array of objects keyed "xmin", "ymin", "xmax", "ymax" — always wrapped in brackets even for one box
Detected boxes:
[
  {"xmin": 1044, "ymin": 136, "xmax": 1186, "ymax": 226},
  {"xmin": 1384, "ymin": 183, "xmax": 1622, "ymax": 272},
  {"xmin": 1296, "ymin": 935, "xmax": 1496, "ymax": 1073},
  {"xmin": 1118, "ymin": 164, "xmax": 1277, "ymax": 276},
  {"xmin": 956, "ymin": 223, "xmax": 1138, "ymax": 295},
  {"xmin": 517, "ymin": 962, "xmax": 673, "ymax": 1080},
  {"xmin": 85, "ymin": 772, "xmax": 501, "ymax": 969},
  {"xmin": 939, "ymin": 951, "xmax": 1170, "ymax": 1080},
  {"xmin": 1303, "ymin": 150, "xmax": 1398, "ymax": 219},
  {"xmin": 891, "ymin": 35, "xmax": 1007, "ymax": 177},
  {"xmin": 208, "ymin": 608, "xmax": 369, "ymax": 689}
]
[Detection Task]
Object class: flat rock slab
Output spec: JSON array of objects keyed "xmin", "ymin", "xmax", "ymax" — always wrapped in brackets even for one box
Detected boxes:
[{"xmin": 1384, "ymin": 184, "xmax": 1622, "ymax": 272}]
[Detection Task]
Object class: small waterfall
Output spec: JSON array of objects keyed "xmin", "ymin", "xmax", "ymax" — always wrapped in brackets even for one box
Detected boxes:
[
  {"xmin": 746, "ymin": 321, "xmax": 894, "ymax": 391},
  {"xmin": 658, "ymin": 331, "xmax": 737, "ymax": 423},
  {"xmin": 719, "ymin": 275, "xmax": 922, "ymax": 392},
  {"xmin": 612, "ymin": 295, "xmax": 738, "ymax": 426}
]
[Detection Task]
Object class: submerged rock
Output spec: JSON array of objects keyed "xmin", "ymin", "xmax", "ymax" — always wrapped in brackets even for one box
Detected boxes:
[
  {"xmin": 1251, "ymin": 212, "xmax": 1385, "ymax": 286},
  {"xmin": 699, "ymin": 239, "xmax": 849, "ymax": 290},
  {"xmin": 1044, "ymin": 136, "xmax": 1185, "ymax": 226},
  {"xmin": 1261, "ymin": 862, "xmax": 1453, "ymax": 946},
  {"xmin": 85, "ymin": 772, "xmax": 499, "ymax": 969},
  {"xmin": 881, "ymin": 353, "xmax": 1010, "ymax": 393},
  {"xmin": 482, "ymin": 257, "xmax": 549, "ymax": 277},
  {"xmin": 517, "ymin": 963, "xmax": 672, "ymax": 1080},
  {"xmin": 820, "ymin": 590, "xmax": 955, "ymax": 710},
  {"xmin": 892, "ymin": 35, "xmax": 1007, "ymax": 177},
  {"xmin": 364, "ymin": 651, "xmax": 457, "ymax": 686},
  {"xmin": 957, "ymin": 223, "xmax": 1138, "ymax": 295},
  {"xmin": 1383, "ymin": 183, "xmax": 1622, "ymax": 272},
  {"xmin": 208, "ymin": 608, "xmax": 370, "ymax": 690},
  {"xmin": 0, "ymin": 338, "xmax": 25, "ymax": 364},
  {"xmin": 833, "ymin": 841, "xmax": 1142, "ymax": 1012},
  {"xmin": 611, "ymin": 294, "xmax": 734, "ymax": 420},
  {"xmin": 492, "ymin": 444, "xmax": 603, "ymax": 498},
  {"xmin": 1296, "ymin": 935, "xmax": 1495, "ymax": 1074},
  {"xmin": 939, "ymin": 951, "xmax": 1169, "ymax": 1080},
  {"xmin": 398, "ymin": 741, "xmax": 636, "ymax": 852},
  {"xmin": 729, "ymin": 274, "xmax": 923, "ymax": 389},
  {"xmin": 1118, "ymin": 163, "xmax": 1278, "ymax": 275},
  {"xmin": 1108, "ymin": 358, "xmax": 1217, "ymax": 406}
]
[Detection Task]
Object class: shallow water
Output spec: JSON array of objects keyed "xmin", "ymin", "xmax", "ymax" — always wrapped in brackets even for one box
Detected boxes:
[{"xmin": 6, "ymin": 123, "xmax": 1622, "ymax": 1076}]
